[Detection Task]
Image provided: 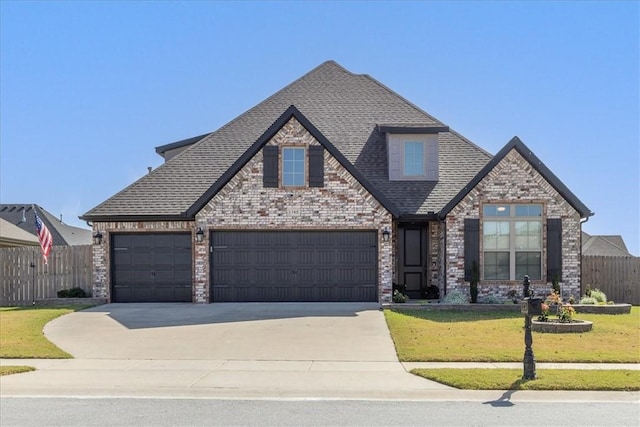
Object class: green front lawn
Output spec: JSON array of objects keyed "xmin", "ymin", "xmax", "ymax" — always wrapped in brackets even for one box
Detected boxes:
[
  {"xmin": 0, "ymin": 306, "xmax": 89, "ymax": 359},
  {"xmin": 384, "ymin": 307, "xmax": 640, "ymax": 363},
  {"xmin": 0, "ymin": 366, "xmax": 36, "ymax": 376},
  {"xmin": 411, "ymin": 368, "xmax": 640, "ymax": 391}
]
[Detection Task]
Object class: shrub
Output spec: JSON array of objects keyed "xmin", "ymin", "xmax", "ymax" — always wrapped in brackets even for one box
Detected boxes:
[
  {"xmin": 392, "ymin": 290, "xmax": 408, "ymax": 303},
  {"xmin": 579, "ymin": 296, "xmax": 598, "ymax": 305},
  {"xmin": 482, "ymin": 295, "xmax": 501, "ymax": 304},
  {"xmin": 424, "ymin": 285, "xmax": 440, "ymax": 300},
  {"xmin": 57, "ymin": 287, "xmax": 88, "ymax": 298},
  {"xmin": 558, "ymin": 304, "xmax": 575, "ymax": 322},
  {"xmin": 590, "ymin": 289, "xmax": 607, "ymax": 303},
  {"xmin": 392, "ymin": 283, "xmax": 407, "ymax": 294},
  {"xmin": 442, "ymin": 290, "xmax": 468, "ymax": 304}
]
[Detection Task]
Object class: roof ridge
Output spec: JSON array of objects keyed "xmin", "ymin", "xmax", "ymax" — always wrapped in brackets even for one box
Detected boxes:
[
  {"xmin": 361, "ymin": 73, "xmax": 445, "ymax": 126},
  {"xmin": 158, "ymin": 61, "xmax": 347, "ymax": 166}
]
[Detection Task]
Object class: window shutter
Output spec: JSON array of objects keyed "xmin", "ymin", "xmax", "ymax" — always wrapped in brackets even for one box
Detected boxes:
[
  {"xmin": 546, "ymin": 218, "xmax": 562, "ymax": 282},
  {"xmin": 388, "ymin": 138, "xmax": 402, "ymax": 180},
  {"xmin": 309, "ymin": 146, "xmax": 324, "ymax": 187},
  {"xmin": 464, "ymin": 219, "xmax": 480, "ymax": 281},
  {"xmin": 425, "ymin": 135, "xmax": 439, "ymax": 181},
  {"xmin": 263, "ymin": 146, "xmax": 278, "ymax": 188}
]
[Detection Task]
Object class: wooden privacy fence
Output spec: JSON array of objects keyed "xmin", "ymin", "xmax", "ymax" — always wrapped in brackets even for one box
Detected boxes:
[
  {"xmin": 582, "ymin": 255, "xmax": 640, "ymax": 305},
  {"xmin": 0, "ymin": 245, "xmax": 92, "ymax": 306}
]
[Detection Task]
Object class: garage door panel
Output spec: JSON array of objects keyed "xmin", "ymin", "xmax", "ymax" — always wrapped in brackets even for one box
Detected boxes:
[
  {"xmin": 111, "ymin": 233, "xmax": 192, "ymax": 303},
  {"xmin": 212, "ymin": 230, "xmax": 377, "ymax": 302}
]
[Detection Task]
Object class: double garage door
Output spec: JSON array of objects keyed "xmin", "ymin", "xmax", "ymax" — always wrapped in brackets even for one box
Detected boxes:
[
  {"xmin": 211, "ymin": 230, "xmax": 378, "ymax": 302},
  {"xmin": 111, "ymin": 230, "xmax": 378, "ymax": 303}
]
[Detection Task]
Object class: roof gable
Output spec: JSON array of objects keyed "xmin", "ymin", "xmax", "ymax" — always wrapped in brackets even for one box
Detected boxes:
[
  {"xmin": 186, "ymin": 105, "xmax": 400, "ymax": 217},
  {"xmin": 440, "ymin": 137, "xmax": 593, "ymax": 218}
]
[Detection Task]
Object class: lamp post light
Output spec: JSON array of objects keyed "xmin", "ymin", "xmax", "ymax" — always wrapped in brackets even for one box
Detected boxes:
[
  {"xmin": 521, "ymin": 275, "xmax": 542, "ymax": 380},
  {"xmin": 92, "ymin": 231, "xmax": 103, "ymax": 246},
  {"xmin": 195, "ymin": 227, "xmax": 205, "ymax": 243}
]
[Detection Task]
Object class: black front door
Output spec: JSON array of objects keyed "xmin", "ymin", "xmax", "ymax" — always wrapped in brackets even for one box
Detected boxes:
[{"xmin": 398, "ymin": 226, "xmax": 428, "ymax": 299}]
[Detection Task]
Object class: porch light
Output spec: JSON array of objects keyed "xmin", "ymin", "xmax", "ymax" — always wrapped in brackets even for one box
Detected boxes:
[
  {"xmin": 195, "ymin": 227, "xmax": 205, "ymax": 243},
  {"xmin": 92, "ymin": 231, "xmax": 103, "ymax": 246},
  {"xmin": 382, "ymin": 227, "xmax": 391, "ymax": 242}
]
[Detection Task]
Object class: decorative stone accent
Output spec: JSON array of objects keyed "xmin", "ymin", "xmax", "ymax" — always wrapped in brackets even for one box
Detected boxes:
[
  {"xmin": 532, "ymin": 320, "xmax": 593, "ymax": 333},
  {"xmin": 445, "ymin": 148, "xmax": 583, "ymax": 301}
]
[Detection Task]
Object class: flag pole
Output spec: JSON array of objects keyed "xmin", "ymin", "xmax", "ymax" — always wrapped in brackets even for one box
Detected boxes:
[{"xmin": 31, "ymin": 249, "xmax": 36, "ymax": 305}]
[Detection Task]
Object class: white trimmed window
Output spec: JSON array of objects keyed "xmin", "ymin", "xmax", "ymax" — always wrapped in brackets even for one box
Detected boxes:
[
  {"xmin": 482, "ymin": 204, "xmax": 542, "ymax": 280},
  {"xmin": 282, "ymin": 147, "xmax": 305, "ymax": 186}
]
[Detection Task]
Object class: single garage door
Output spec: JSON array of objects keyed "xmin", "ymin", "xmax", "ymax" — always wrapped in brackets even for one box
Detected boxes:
[
  {"xmin": 211, "ymin": 230, "xmax": 377, "ymax": 302},
  {"xmin": 111, "ymin": 233, "xmax": 192, "ymax": 303}
]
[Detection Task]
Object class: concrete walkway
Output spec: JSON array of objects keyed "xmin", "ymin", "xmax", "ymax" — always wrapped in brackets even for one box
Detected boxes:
[{"xmin": 2, "ymin": 358, "xmax": 638, "ymax": 402}]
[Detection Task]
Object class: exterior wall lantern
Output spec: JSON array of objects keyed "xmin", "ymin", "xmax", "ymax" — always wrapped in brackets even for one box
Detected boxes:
[
  {"xmin": 382, "ymin": 227, "xmax": 391, "ymax": 242},
  {"xmin": 195, "ymin": 227, "xmax": 205, "ymax": 243},
  {"xmin": 92, "ymin": 231, "xmax": 103, "ymax": 246}
]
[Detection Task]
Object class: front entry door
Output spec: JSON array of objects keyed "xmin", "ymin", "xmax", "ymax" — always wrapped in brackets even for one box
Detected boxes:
[{"xmin": 398, "ymin": 226, "xmax": 428, "ymax": 299}]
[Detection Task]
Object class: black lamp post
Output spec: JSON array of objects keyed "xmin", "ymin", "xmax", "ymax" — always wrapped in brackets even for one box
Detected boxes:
[{"xmin": 521, "ymin": 275, "xmax": 542, "ymax": 380}]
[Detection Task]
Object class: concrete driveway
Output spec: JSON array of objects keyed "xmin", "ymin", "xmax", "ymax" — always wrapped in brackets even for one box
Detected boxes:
[{"xmin": 44, "ymin": 303, "xmax": 399, "ymax": 362}]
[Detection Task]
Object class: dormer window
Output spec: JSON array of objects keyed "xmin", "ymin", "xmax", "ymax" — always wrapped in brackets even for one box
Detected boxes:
[
  {"xmin": 404, "ymin": 141, "xmax": 425, "ymax": 176},
  {"xmin": 386, "ymin": 133, "xmax": 439, "ymax": 181}
]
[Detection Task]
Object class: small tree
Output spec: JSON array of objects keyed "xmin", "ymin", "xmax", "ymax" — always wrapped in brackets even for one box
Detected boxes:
[
  {"xmin": 470, "ymin": 261, "xmax": 479, "ymax": 303},
  {"xmin": 551, "ymin": 274, "xmax": 561, "ymax": 296}
]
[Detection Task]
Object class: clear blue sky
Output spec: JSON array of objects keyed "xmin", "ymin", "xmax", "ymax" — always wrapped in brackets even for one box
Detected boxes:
[{"xmin": 1, "ymin": 1, "xmax": 638, "ymax": 255}]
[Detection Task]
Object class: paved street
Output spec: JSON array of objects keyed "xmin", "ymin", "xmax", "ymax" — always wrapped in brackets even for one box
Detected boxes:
[{"xmin": 2, "ymin": 397, "xmax": 639, "ymax": 427}]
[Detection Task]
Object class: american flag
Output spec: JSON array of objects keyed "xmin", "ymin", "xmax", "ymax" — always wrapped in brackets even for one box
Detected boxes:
[{"xmin": 35, "ymin": 212, "xmax": 53, "ymax": 264}]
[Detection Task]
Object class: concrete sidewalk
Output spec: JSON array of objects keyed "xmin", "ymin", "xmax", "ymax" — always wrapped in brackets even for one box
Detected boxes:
[{"xmin": 1, "ymin": 358, "xmax": 639, "ymax": 402}]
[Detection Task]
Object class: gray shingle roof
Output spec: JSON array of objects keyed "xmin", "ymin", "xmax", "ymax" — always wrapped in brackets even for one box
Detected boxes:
[
  {"xmin": 582, "ymin": 232, "xmax": 633, "ymax": 257},
  {"xmin": 0, "ymin": 204, "xmax": 91, "ymax": 246},
  {"xmin": 82, "ymin": 60, "xmax": 493, "ymax": 219}
]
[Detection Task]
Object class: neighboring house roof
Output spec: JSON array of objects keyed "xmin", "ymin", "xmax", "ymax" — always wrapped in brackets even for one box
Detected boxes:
[
  {"xmin": 439, "ymin": 137, "xmax": 593, "ymax": 219},
  {"xmin": 0, "ymin": 217, "xmax": 39, "ymax": 247},
  {"xmin": 582, "ymin": 232, "xmax": 633, "ymax": 257},
  {"xmin": 0, "ymin": 204, "xmax": 92, "ymax": 246},
  {"xmin": 82, "ymin": 60, "xmax": 492, "ymax": 220}
]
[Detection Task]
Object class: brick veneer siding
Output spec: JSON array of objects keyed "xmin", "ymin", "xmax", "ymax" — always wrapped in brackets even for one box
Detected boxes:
[
  {"xmin": 195, "ymin": 117, "xmax": 394, "ymax": 303},
  {"xmin": 91, "ymin": 220, "xmax": 195, "ymax": 301},
  {"xmin": 445, "ymin": 149, "xmax": 583, "ymax": 301}
]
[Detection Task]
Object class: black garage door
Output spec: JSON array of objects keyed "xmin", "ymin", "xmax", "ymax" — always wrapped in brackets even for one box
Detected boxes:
[
  {"xmin": 111, "ymin": 233, "xmax": 192, "ymax": 303},
  {"xmin": 211, "ymin": 230, "xmax": 377, "ymax": 302}
]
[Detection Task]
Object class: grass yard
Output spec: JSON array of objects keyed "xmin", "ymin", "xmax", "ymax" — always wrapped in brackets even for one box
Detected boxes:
[
  {"xmin": 0, "ymin": 366, "xmax": 36, "ymax": 376},
  {"xmin": 0, "ymin": 305, "xmax": 90, "ymax": 358},
  {"xmin": 411, "ymin": 368, "xmax": 640, "ymax": 391},
  {"xmin": 385, "ymin": 307, "xmax": 640, "ymax": 363}
]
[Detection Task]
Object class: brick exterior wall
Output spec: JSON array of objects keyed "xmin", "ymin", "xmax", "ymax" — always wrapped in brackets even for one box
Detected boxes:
[
  {"xmin": 194, "ymin": 117, "xmax": 394, "ymax": 303},
  {"xmin": 91, "ymin": 220, "xmax": 195, "ymax": 301},
  {"xmin": 444, "ymin": 149, "xmax": 583, "ymax": 301}
]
